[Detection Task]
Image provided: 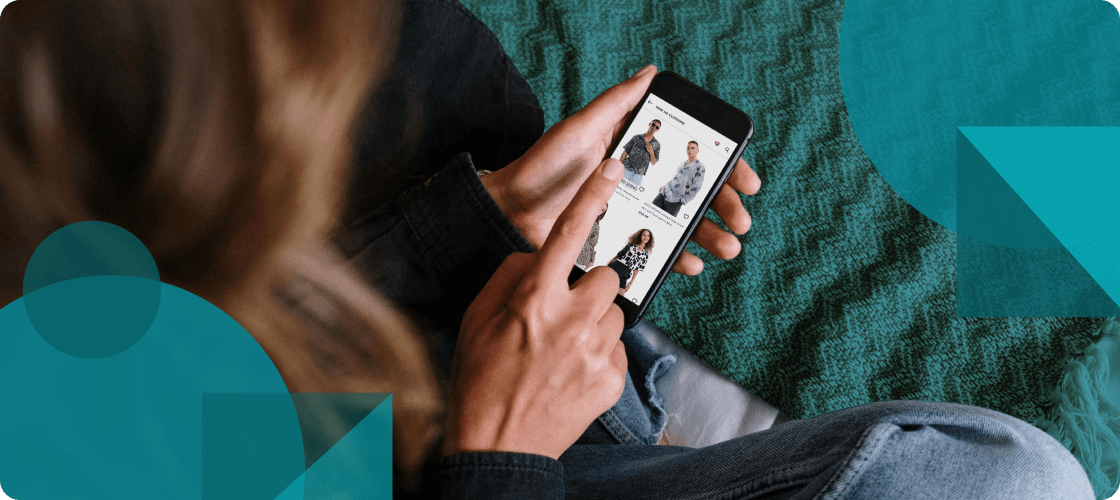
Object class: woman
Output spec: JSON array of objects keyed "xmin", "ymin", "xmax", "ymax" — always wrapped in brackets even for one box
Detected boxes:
[
  {"xmin": 605, "ymin": 228, "xmax": 654, "ymax": 294},
  {"xmin": 575, "ymin": 202, "xmax": 609, "ymax": 270}
]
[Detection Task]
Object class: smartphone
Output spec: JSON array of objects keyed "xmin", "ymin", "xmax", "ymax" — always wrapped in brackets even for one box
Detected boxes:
[{"xmin": 568, "ymin": 71, "xmax": 754, "ymax": 328}]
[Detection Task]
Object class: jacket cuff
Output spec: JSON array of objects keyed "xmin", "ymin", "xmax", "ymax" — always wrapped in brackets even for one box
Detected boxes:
[
  {"xmin": 338, "ymin": 151, "xmax": 535, "ymax": 339},
  {"xmin": 439, "ymin": 452, "xmax": 564, "ymax": 499},
  {"xmin": 398, "ymin": 152, "xmax": 534, "ymax": 276}
]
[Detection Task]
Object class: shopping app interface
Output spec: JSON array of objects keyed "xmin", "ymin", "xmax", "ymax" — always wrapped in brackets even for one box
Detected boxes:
[{"xmin": 573, "ymin": 93, "xmax": 738, "ymax": 305}]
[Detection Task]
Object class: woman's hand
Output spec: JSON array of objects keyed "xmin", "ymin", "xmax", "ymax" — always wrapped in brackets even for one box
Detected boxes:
[
  {"xmin": 444, "ymin": 158, "xmax": 629, "ymax": 460},
  {"xmin": 481, "ymin": 65, "xmax": 762, "ymax": 276}
]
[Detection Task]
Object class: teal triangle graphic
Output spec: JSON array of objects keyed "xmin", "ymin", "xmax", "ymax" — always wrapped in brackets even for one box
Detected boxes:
[
  {"xmin": 274, "ymin": 395, "xmax": 393, "ymax": 499},
  {"xmin": 289, "ymin": 393, "xmax": 390, "ymax": 469},
  {"xmin": 956, "ymin": 130, "xmax": 1061, "ymax": 249},
  {"xmin": 959, "ymin": 127, "xmax": 1120, "ymax": 309},
  {"xmin": 272, "ymin": 474, "xmax": 305, "ymax": 500},
  {"xmin": 1067, "ymin": 229, "xmax": 1120, "ymax": 313},
  {"xmin": 958, "ymin": 127, "xmax": 1120, "ymax": 246}
]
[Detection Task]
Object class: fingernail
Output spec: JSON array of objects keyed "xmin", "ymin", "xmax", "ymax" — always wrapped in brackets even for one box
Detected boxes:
[
  {"xmin": 632, "ymin": 65, "xmax": 655, "ymax": 79},
  {"xmin": 603, "ymin": 160, "xmax": 624, "ymax": 180}
]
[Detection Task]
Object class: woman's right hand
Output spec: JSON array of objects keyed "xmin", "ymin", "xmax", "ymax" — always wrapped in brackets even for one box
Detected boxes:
[{"xmin": 443, "ymin": 158, "xmax": 629, "ymax": 460}]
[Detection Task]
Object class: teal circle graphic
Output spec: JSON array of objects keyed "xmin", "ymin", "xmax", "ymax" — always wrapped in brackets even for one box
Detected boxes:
[
  {"xmin": 22, "ymin": 221, "xmax": 161, "ymax": 358},
  {"xmin": 839, "ymin": 0, "xmax": 1120, "ymax": 237},
  {"xmin": 0, "ymin": 284, "xmax": 304, "ymax": 499}
]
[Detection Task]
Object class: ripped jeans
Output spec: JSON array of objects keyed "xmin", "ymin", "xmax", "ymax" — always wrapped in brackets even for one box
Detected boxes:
[{"xmin": 567, "ymin": 320, "xmax": 1092, "ymax": 500}]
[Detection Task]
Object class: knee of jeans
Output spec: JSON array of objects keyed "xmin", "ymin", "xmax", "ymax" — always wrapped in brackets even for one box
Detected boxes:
[
  {"xmin": 964, "ymin": 413, "xmax": 1091, "ymax": 498},
  {"xmin": 991, "ymin": 415, "xmax": 1095, "ymax": 499},
  {"xmin": 839, "ymin": 405, "xmax": 1095, "ymax": 499}
]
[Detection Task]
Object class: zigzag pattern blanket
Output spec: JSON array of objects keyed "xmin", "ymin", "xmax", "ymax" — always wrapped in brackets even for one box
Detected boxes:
[{"xmin": 460, "ymin": 0, "xmax": 1101, "ymax": 434}]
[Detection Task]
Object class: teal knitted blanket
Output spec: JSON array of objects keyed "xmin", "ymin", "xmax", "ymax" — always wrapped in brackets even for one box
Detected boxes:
[{"xmin": 460, "ymin": 0, "xmax": 1109, "ymax": 492}]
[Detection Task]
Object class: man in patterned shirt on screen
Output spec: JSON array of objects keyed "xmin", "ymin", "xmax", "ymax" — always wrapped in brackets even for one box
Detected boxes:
[
  {"xmin": 652, "ymin": 141, "xmax": 706, "ymax": 217},
  {"xmin": 618, "ymin": 119, "xmax": 661, "ymax": 186}
]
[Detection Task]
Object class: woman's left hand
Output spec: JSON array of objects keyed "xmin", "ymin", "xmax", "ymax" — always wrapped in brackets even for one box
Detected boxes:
[{"xmin": 480, "ymin": 65, "xmax": 761, "ymax": 277}]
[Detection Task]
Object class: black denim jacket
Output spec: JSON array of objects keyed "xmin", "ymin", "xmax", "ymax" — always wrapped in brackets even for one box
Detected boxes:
[{"xmin": 439, "ymin": 452, "xmax": 565, "ymax": 499}]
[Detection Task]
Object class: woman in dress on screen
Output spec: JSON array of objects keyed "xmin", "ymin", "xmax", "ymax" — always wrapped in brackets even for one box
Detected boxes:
[{"xmin": 604, "ymin": 228, "xmax": 654, "ymax": 294}]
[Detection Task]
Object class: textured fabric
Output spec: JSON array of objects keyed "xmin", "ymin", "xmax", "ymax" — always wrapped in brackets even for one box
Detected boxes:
[
  {"xmin": 457, "ymin": 0, "xmax": 1103, "ymax": 429},
  {"xmin": 1039, "ymin": 317, "xmax": 1120, "ymax": 500}
]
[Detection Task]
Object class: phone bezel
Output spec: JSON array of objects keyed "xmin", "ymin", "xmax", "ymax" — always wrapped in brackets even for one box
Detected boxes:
[{"xmin": 567, "ymin": 71, "xmax": 755, "ymax": 328}]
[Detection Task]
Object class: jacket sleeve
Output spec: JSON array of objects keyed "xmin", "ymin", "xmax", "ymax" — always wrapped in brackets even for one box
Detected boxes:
[
  {"xmin": 439, "ymin": 452, "xmax": 565, "ymax": 499},
  {"xmin": 335, "ymin": 152, "xmax": 535, "ymax": 345}
]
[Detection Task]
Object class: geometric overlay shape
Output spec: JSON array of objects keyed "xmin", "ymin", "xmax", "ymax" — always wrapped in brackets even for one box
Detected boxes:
[
  {"xmin": 957, "ymin": 233, "xmax": 1120, "ymax": 317},
  {"xmin": 840, "ymin": 0, "xmax": 1120, "ymax": 232},
  {"xmin": 957, "ymin": 127, "xmax": 1120, "ymax": 316},
  {"xmin": 273, "ymin": 395, "xmax": 393, "ymax": 500},
  {"xmin": 22, "ymin": 221, "xmax": 160, "ymax": 358},
  {"xmin": 202, "ymin": 394, "xmax": 306, "ymax": 500},
  {"xmin": 958, "ymin": 128, "xmax": 1120, "ymax": 248},
  {"xmin": 1069, "ymin": 229, "xmax": 1120, "ymax": 314},
  {"xmin": 955, "ymin": 130, "xmax": 1063, "ymax": 249},
  {"xmin": 289, "ymin": 393, "xmax": 390, "ymax": 470},
  {"xmin": 0, "ymin": 284, "xmax": 292, "ymax": 500}
]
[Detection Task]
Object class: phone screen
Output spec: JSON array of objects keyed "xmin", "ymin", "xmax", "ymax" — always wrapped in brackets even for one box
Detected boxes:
[{"xmin": 573, "ymin": 92, "xmax": 739, "ymax": 306}]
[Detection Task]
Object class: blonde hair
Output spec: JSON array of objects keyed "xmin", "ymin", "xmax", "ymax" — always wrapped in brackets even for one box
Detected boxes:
[{"xmin": 0, "ymin": 0, "xmax": 440, "ymax": 481}]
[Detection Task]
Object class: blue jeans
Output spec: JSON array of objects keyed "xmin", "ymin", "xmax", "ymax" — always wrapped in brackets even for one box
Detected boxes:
[
  {"xmin": 623, "ymin": 168, "xmax": 644, "ymax": 186},
  {"xmin": 568, "ymin": 401, "xmax": 1091, "ymax": 499},
  {"xmin": 565, "ymin": 321, "xmax": 1092, "ymax": 499}
]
